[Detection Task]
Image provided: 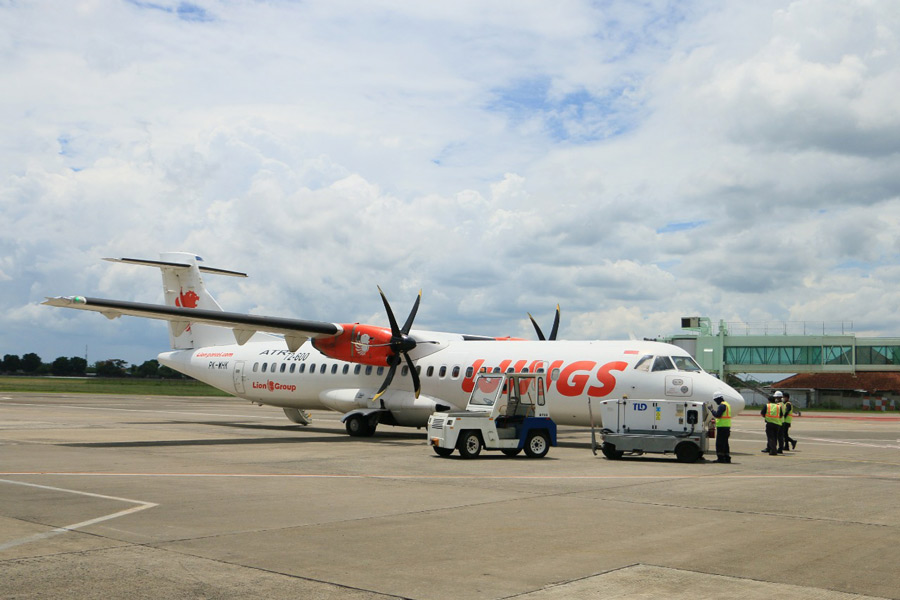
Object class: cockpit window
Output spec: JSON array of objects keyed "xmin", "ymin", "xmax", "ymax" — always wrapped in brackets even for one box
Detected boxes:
[
  {"xmin": 651, "ymin": 356, "xmax": 675, "ymax": 372},
  {"xmin": 672, "ymin": 355, "xmax": 702, "ymax": 372},
  {"xmin": 634, "ymin": 355, "xmax": 653, "ymax": 372}
]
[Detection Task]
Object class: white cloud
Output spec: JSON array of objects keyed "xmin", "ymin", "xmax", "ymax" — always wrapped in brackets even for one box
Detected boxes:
[{"xmin": 2, "ymin": 0, "xmax": 900, "ymax": 365}]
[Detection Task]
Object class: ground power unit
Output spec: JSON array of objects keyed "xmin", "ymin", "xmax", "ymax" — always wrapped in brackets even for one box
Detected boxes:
[{"xmin": 590, "ymin": 398, "xmax": 713, "ymax": 463}]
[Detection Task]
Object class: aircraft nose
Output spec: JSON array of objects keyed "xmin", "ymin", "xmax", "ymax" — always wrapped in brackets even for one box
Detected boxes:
[{"xmin": 723, "ymin": 387, "xmax": 745, "ymax": 413}]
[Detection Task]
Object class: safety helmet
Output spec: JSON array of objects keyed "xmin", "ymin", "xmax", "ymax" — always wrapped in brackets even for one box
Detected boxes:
[
  {"xmin": 713, "ymin": 391, "xmax": 725, "ymax": 402},
  {"xmin": 773, "ymin": 391, "xmax": 783, "ymax": 398}
]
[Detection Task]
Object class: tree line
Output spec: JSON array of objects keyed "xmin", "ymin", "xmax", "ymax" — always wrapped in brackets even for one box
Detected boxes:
[{"xmin": 1, "ymin": 353, "xmax": 185, "ymax": 379}]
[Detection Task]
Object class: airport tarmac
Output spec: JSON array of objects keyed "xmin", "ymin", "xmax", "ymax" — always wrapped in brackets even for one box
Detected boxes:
[{"xmin": 1, "ymin": 392, "xmax": 898, "ymax": 600}]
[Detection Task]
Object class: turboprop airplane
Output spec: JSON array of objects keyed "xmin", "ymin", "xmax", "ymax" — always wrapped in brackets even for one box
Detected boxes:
[{"xmin": 44, "ymin": 252, "xmax": 745, "ymax": 437}]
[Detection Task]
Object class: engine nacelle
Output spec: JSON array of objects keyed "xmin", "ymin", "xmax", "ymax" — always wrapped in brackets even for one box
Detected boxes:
[
  {"xmin": 312, "ymin": 323, "xmax": 395, "ymax": 366},
  {"xmin": 380, "ymin": 390, "xmax": 452, "ymax": 416}
]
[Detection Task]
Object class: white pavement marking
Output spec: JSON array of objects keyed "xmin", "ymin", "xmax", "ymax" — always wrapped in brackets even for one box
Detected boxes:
[
  {"xmin": 0, "ymin": 479, "xmax": 158, "ymax": 552},
  {"xmin": 800, "ymin": 436, "xmax": 900, "ymax": 450},
  {"xmin": 0, "ymin": 401, "xmax": 284, "ymax": 420},
  {"xmin": 732, "ymin": 429, "xmax": 900, "ymax": 449}
]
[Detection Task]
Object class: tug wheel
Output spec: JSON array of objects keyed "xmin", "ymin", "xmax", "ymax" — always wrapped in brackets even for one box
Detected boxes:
[
  {"xmin": 457, "ymin": 431, "xmax": 483, "ymax": 459},
  {"xmin": 524, "ymin": 431, "xmax": 550, "ymax": 458}
]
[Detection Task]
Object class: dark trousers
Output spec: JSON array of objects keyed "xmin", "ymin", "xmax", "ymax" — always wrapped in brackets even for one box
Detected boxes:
[
  {"xmin": 784, "ymin": 422, "xmax": 795, "ymax": 445},
  {"xmin": 765, "ymin": 422, "xmax": 780, "ymax": 454},
  {"xmin": 778, "ymin": 423, "xmax": 787, "ymax": 451},
  {"xmin": 715, "ymin": 426, "xmax": 731, "ymax": 460}
]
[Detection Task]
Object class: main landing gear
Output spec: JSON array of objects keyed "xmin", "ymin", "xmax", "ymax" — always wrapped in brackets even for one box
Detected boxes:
[{"xmin": 345, "ymin": 413, "xmax": 378, "ymax": 437}]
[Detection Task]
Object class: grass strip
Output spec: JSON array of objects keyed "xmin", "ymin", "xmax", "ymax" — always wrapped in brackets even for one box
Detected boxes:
[{"xmin": 0, "ymin": 376, "xmax": 230, "ymax": 396}]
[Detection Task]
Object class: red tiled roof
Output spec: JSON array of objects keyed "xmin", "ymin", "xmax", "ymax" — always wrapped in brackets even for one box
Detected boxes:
[{"xmin": 773, "ymin": 372, "xmax": 900, "ymax": 392}]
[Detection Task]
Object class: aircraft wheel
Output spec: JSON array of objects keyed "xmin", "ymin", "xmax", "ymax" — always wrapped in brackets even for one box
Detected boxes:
[
  {"xmin": 523, "ymin": 431, "xmax": 550, "ymax": 458},
  {"xmin": 457, "ymin": 431, "xmax": 482, "ymax": 459},
  {"xmin": 433, "ymin": 446, "xmax": 454, "ymax": 457},
  {"xmin": 601, "ymin": 443, "xmax": 624, "ymax": 460},
  {"xmin": 345, "ymin": 414, "xmax": 369, "ymax": 437},
  {"xmin": 501, "ymin": 448, "xmax": 521, "ymax": 457}
]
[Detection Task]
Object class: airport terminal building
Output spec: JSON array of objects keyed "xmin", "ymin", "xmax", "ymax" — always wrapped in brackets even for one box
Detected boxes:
[{"xmin": 665, "ymin": 317, "xmax": 900, "ymax": 410}]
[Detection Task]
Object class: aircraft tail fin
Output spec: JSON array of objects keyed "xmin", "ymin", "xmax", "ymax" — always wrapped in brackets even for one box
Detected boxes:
[{"xmin": 105, "ymin": 252, "xmax": 247, "ymax": 350}]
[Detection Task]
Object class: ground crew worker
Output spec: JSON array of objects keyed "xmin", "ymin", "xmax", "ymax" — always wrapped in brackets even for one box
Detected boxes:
[
  {"xmin": 711, "ymin": 391, "xmax": 732, "ymax": 463},
  {"xmin": 783, "ymin": 392, "xmax": 797, "ymax": 450},
  {"xmin": 775, "ymin": 390, "xmax": 787, "ymax": 453},
  {"xmin": 761, "ymin": 394, "xmax": 783, "ymax": 455}
]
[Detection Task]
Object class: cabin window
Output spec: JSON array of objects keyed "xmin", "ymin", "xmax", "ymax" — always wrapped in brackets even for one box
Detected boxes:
[
  {"xmin": 551, "ymin": 368, "xmax": 560, "ymax": 379},
  {"xmin": 342, "ymin": 364, "xmax": 349, "ymax": 374},
  {"xmin": 377, "ymin": 366, "xmax": 384, "ymax": 376},
  {"xmin": 452, "ymin": 366, "xmax": 460, "ymax": 378},
  {"xmin": 289, "ymin": 364, "xmax": 295, "ymax": 373},
  {"xmin": 439, "ymin": 366, "xmax": 447, "ymax": 378},
  {"xmin": 331, "ymin": 364, "xmax": 338, "ymax": 374},
  {"xmin": 262, "ymin": 363, "xmax": 268, "ymax": 373},
  {"xmin": 298, "ymin": 363, "xmax": 306, "ymax": 373},
  {"xmin": 253, "ymin": 362, "xmax": 259, "ymax": 372},
  {"xmin": 492, "ymin": 367, "xmax": 501, "ymax": 373},
  {"xmin": 354, "ymin": 364, "xmax": 361, "ymax": 375},
  {"xmin": 465, "ymin": 366, "xmax": 473, "ymax": 378},
  {"xmin": 401, "ymin": 366, "xmax": 409, "ymax": 376},
  {"xmin": 320, "ymin": 364, "xmax": 327, "ymax": 374},
  {"xmin": 506, "ymin": 367, "xmax": 514, "ymax": 374},
  {"xmin": 416, "ymin": 365, "xmax": 422, "ymax": 376},
  {"xmin": 365, "ymin": 365, "xmax": 373, "ymax": 375},
  {"xmin": 309, "ymin": 363, "xmax": 316, "ymax": 373},
  {"xmin": 280, "ymin": 363, "xmax": 286, "ymax": 373},
  {"xmin": 426, "ymin": 366, "xmax": 434, "ymax": 377}
]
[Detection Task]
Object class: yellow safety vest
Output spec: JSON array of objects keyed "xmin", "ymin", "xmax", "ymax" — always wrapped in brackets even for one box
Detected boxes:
[
  {"xmin": 765, "ymin": 402, "xmax": 783, "ymax": 426},
  {"xmin": 783, "ymin": 401, "xmax": 792, "ymax": 424},
  {"xmin": 716, "ymin": 401, "xmax": 732, "ymax": 428}
]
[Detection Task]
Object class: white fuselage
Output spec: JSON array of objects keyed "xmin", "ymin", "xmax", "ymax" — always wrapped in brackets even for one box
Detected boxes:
[{"xmin": 159, "ymin": 336, "xmax": 744, "ymax": 428}]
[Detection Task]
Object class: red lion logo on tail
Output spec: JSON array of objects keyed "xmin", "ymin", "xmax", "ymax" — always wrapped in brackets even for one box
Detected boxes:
[
  {"xmin": 174, "ymin": 288, "xmax": 199, "ymax": 334},
  {"xmin": 175, "ymin": 289, "xmax": 200, "ymax": 308}
]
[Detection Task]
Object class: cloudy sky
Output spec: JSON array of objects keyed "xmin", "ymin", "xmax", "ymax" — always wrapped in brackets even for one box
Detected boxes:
[{"xmin": 2, "ymin": 0, "xmax": 899, "ymax": 366}]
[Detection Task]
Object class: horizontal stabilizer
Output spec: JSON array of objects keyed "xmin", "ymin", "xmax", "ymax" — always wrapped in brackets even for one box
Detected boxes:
[{"xmin": 104, "ymin": 257, "xmax": 248, "ymax": 278}]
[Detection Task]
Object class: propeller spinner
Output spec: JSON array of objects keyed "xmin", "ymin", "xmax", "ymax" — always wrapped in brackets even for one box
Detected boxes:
[{"xmin": 372, "ymin": 286, "xmax": 422, "ymax": 402}]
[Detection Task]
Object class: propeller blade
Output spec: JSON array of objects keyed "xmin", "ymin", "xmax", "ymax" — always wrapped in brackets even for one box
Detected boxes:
[
  {"xmin": 529, "ymin": 306, "xmax": 561, "ymax": 341},
  {"xmin": 378, "ymin": 285, "xmax": 401, "ymax": 335},
  {"xmin": 373, "ymin": 362, "xmax": 397, "ymax": 402},
  {"xmin": 549, "ymin": 304, "xmax": 560, "ymax": 341},
  {"xmin": 404, "ymin": 352, "xmax": 421, "ymax": 398},
  {"xmin": 401, "ymin": 290, "xmax": 421, "ymax": 334},
  {"xmin": 528, "ymin": 313, "xmax": 546, "ymax": 341}
]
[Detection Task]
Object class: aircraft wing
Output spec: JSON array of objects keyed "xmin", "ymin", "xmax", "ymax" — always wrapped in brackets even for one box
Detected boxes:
[{"xmin": 43, "ymin": 296, "xmax": 342, "ymax": 352}]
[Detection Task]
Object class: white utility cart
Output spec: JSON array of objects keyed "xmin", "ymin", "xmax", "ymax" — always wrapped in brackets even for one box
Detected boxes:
[{"xmin": 426, "ymin": 372, "xmax": 557, "ymax": 459}]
